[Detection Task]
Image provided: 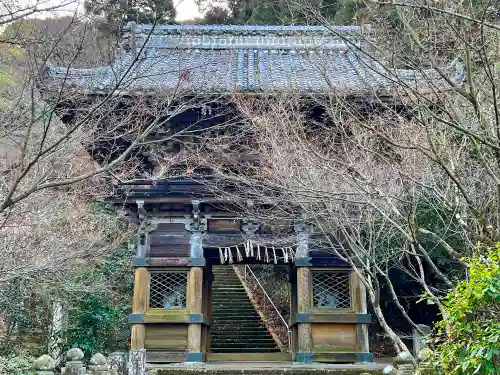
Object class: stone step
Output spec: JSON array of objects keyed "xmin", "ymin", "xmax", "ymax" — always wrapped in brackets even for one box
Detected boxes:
[
  {"xmin": 211, "ymin": 315, "xmax": 261, "ymax": 319},
  {"xmin": 211, "ymin": 285, "xmax": 243, "ymax": 288},
  {"xmin": 211, "ymin": 342, "xmax": 276, "ymax": 352},
  {"xmin": 212, "ymin": 298, "xmax": 252, "ymax": 301},
  {"xmin": 212, "ymin": 316, "xmax": 262, "ymax": 321},
  {"xmin": 207, "ymin": 352, "xmax": 292, "ymax": 362},
  {"xmin": 211, "ymin": 338, "xmax": 277, "ymax": 344},
  {"xmin": 211, "ymin": 303, "xmax": 254, "ymax": 308},
  {"xmin": 210, "ymin": 267, "xmax": 279, "ymax": 353},
  {"xmin": 211, "ymin": 309, "xmax": 258, "ymax": 313},
  {"xmin": 212, "ymin": 277, "xmax": 240, "ymax": 280},
  {"xmin": 211, "ymin": 313, "xmax": 260, "ymax": 322},
  {"xmin": 210, "ymin": 348, "xmax": 280, "ymax": 353},
  {"xmin": 212, "ymin": 298, "xmax": 249, "ymax": 301},
  {"xmin": 211, "ymin": 331, "xmax": 272, "ymax": 337},
  {"xmin": 212, "ymin": 319, "xmax": 264, "ymax": 324},
  {"xmin": 211, "ymin": 289, "xmax": 247, "ymax": 293},
  {"xmin": 211, "ymin": 338, "xmax": 278, "ymax": 344},
  {"xmin": 211, "ymin": 297, "xmax": 253, "ymax": 301},
  {"xmin": 212, "ymin": 299, "xmax": 252, "ymax": 311},
  {"xmin": 212, "ymin": 328, "xmax": 267, "ymax": 332},
  {"xmin": 212, "ymin": 324, "xmax": 266, "ymax": 329}
]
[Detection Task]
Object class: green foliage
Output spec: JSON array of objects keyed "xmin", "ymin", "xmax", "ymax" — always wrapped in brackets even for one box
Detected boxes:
[
  {"xmin": 60, "ymin": 245, "xmax": 133, "ymax": 356},
  {"xmin": 60, "ymin": 295, "xmax": 126, "ymax": 355},
  {"xmin": 84, "ymin": 0, "xmax": 176, "ymax": 35},
  {"xmin": 434, "ymin": 245, "xmax": 500, "ymax": 375},
  {"xmin": 0, "ymin": 354, "xmax": 36, "ymax": 375}
]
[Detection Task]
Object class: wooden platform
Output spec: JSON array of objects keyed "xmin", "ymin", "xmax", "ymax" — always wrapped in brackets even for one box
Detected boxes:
[{"xmin": 147, "ymin": 361, "xmax": 387, "ymax": 375}]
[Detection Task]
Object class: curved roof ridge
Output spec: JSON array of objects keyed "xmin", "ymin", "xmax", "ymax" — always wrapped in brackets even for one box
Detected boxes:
[{"xmin": 123, "ymin": 23, "xmax": 365, "ymax": 35}]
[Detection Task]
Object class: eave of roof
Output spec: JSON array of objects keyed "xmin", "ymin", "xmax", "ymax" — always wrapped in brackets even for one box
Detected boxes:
[{"xmin": 41, "ymin": 24, "xmax": 460, "ymax": 98}]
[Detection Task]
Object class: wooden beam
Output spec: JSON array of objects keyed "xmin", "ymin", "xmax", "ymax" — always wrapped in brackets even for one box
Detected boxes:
[
  {"xmin": 131, "ymin": 267, "xmax": 149, "ymax": 349},
  {"xmin": 130, "ymin": 324, "xmax": 146, "ymax": 350},
  {"xmin": 351, "ymin": 272, "xmax": 370, "ymax": 354},
  {"xmin": 147, "ymin": 257, "xmax": 190, "ymax": 267},
  {"xmin": 203, "ymin": 266, "xmax": 213, "ymax": 353},
  {"xmin": 297, "ymin": 267, "xmax": 312, "ymax": 354},
  {"xmin": 291, "ymin": 312, "xmax": 371, "ymax": 325},
  {"xmin": 187, "ymin": 267, "xmax": 203, "ymax": 356}
]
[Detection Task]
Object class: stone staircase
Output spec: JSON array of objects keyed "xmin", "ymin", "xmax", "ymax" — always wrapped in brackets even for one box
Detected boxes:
[{"xmin": 211, "ymin": 266, "xmax": 280, "ymax": 353}]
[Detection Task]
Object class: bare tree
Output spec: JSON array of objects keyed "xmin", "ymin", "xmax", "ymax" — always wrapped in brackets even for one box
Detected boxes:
[
  {"xmin": 0, "ymin": 9, "xmax": 227, "ymax": 285},
  {"xmin": 0, "ymin": 0, "xmax": 76, "ymax": 26},
  {"xmin": 168, "ymin": 1, "xmax": 500, "ymax": 354}
]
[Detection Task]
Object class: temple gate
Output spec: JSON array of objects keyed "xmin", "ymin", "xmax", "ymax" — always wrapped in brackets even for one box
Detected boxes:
[{"xmin": 40, "ymin": 23, "xmax": 456, "ymax": 370}]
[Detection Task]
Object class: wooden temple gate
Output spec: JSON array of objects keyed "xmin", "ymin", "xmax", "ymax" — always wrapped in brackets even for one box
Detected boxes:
[
  {"xmin": 125, "ymin": 184, "xmax": 372, "ymax": 364},
  {"xmin": 39, "ymin": 23, "xmax": 456, "ymax": 369}
]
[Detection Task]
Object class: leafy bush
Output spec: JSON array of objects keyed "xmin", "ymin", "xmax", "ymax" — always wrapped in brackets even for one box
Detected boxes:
[
  {"xmin": 60, "ymin": 245, "xmax": 132, "ymax": 356},
  {"xmin": 60, "ymin": 295, "xmax": 126, "ymax": 356},
  {"xmin": 434, "ymin": 245, "xmax": 500, "ymax": 375}
]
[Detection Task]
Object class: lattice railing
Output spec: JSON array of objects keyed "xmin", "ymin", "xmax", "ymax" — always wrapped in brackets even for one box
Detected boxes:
[
  {"xmin": 149, "ymin": 271, "xmax": 187, "ymax": 308},
  {"xmin": 312, "ymin": 271, "xmax": 351, "ymax": 309}
]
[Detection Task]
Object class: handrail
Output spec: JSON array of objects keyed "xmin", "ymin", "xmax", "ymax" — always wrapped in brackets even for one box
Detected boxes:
[{"xmin": 242, "ymin": 265, "xmax": 291, "ymax": 349}]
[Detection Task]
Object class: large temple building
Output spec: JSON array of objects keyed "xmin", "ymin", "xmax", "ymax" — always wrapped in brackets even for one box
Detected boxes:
[{"xmin": 41, "ymin": 23, "xmax": 459, "ymax": 371}]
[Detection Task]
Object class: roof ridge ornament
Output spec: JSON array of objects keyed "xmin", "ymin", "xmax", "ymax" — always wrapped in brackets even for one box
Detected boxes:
[{"xmin": 124, "ymin": 23, "xmax": 363, "ymax": 51}]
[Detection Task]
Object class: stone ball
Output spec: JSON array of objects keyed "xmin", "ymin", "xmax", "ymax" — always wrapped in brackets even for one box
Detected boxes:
[
  {"xmin": 383, "ymin": 365, "xmax": 396, "ymax": 374},
  {"xmin": 398, "ymin": 351, "xmax": 414, "ymax": 361},
  {"xmin": 90, "ymin": 353, "xmax": 107, "ymax": 365},
  {"xmin": 66, "ymin": 347, "xmax": 85, "ymax": 361},
  {"xmin": 418, "ymin": 348, "xmax": 433, "ymax": 361},
  {"xmin": 34, "ymin": 355, "xmax": 55, "ymax": 370}
]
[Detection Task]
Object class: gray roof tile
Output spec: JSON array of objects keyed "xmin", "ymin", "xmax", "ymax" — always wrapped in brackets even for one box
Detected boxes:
[{"xmin": 43, "ymin": 24, "xmax": 460, "ymax": 96}]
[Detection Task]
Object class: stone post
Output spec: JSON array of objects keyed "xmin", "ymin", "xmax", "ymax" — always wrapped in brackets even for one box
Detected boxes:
[
  {"xmin": 412, "ymin": 324, "xmax": 431, "ymax": 357},
  {"xmin": 393, "ymin": 352, "xmax": 416, "ymax": 375},
  {"xmin": 61, "ymin": 348, "xmax": 86, "ymax": 375},
  {"xmin": 48, "ymin": 301, "xmax": 64, "ymax": 362},
  {"xmin": 88, "ymin": 353, "xmax": 110, "ymax": 375},
  {"xmin": 128, "ymin": 349, "xmax": 146, "ymax": 375},
  {"xmin": 87, "ymin": 353, "xmax": 110, "ymax": 375},
  {"xmin": 34, "ymin": 354, "xmax": 56, "ymax": 375},
  {"xmin": 383, "ymin": 366, "xmax": 397, "ymax": 375},
  {"xmin": 107, "ymin": 352, "xmax": 128, "ymax": 375},
  {"xmin": 417, "ymin": 348, "xmax": 434, "ymax": 375}
]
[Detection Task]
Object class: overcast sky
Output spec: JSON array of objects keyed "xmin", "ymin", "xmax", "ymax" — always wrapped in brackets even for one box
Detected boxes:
[{"xmin": 15, "ymin": 0, "xmax": 201, "ymax": 21}]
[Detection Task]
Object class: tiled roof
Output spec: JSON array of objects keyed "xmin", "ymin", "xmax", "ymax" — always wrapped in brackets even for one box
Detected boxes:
[{"xmin": 43, "ymin": 24, "xmax": 462, "ymax": 96}]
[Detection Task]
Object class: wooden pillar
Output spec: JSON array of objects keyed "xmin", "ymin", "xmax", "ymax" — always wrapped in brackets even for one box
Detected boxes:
[
  {"xmin": 187, "ymin": 267, "xmax": 203, "ymax": 361},
  {"xmin": 204, "ymin": 265, "xmax": 213, "ymax": 353},
  {"xmin": 351, "ymin": 271, "xmax": 371, "ymax": 361},
  {"xmin": 297, "ymin": 267, "xmax": 312, "ymax": 361},
  {"xmin": 131, "ymin": 267, "xmax": 148, "ymax": 350},
  {"xmin": 290, "ymin": 266, "xmax": 298, "ymax": 358}
]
